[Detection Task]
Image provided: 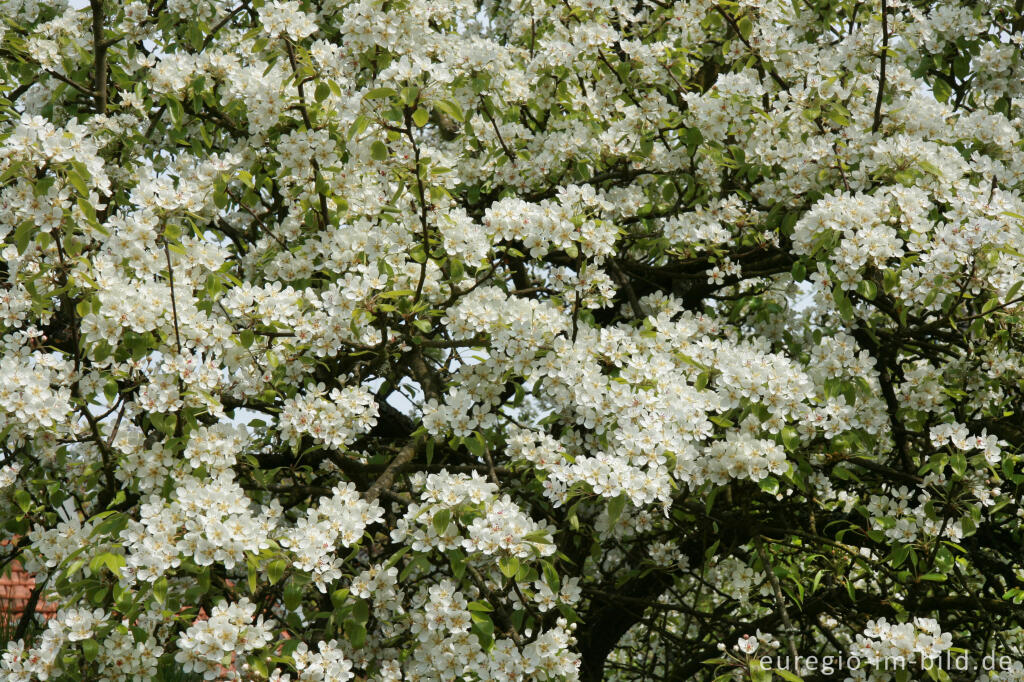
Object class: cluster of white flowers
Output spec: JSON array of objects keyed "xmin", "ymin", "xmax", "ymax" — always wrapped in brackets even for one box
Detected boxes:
[
  {"xmin": 2, "ymin": 615, "xmax": 73, "ymax": 681},
  {"xmin": 392, "ymin": 470, "xmax": 556, "ymax": 561},
  {"xmin": 281, "ymin": 482, "xmax": 384, "ymax": 592},
  {"xmin": 24, "ymin": 504, "xmax": 97, "ymax": 575},
  {"xmin": 120, "ymin": 473, "xmax": 277, "ymax": 582},
  {"xmin": 184, "ymin": 422, "xmax": 249, "ymax": 472},
  {"xmin": 930, "ymin": 422, "xmax": 1003, "ymax": 465},
  {"xmin": 349, "ymin": 564, "xmax": 402, "ymax": 611},
  {"xmin": 174, "ymin": 598, "xmax": 275, "ymax": 679},
  {"xmin": 482, "ymin": 186, "xmax": 615, "ymax": 260},
  {"xmin": 866, "ymin": 483, "xmax": 966, "ymax": 545},
  {"xmin": 96, "ymin": 621, "xmax": 164, "ymax": 682},
  {"xmin": 0, "ymin": 461, "xmax": 19, "ymax": 489},
  {"xmin": 0, "ymin": 354, "xmax": 72, "ymax": 433},
  {"xmin": 270, "ymin": 640, "xmax": 354, "ymax": 682},
  {"xmin": 59, "ymin": 607, "xmax": 108, "ymax": 642},
  {"xmin": 280, "ymin": 384, "xmax": 379, "ymax": 450},
  {"xmin": 849, "ymin": 617, "xmax": 953, "ymax": 666},
  {"xmin": 404, "ymin": 580, "xmax": 580, "ymax": 680},
  {"xmin": 530, "ymin": 577, "xmax": 582, "ymax": 612},
  {"xmin": 257, "ymin": 1, "xmax": 317, "ymax": 40}
]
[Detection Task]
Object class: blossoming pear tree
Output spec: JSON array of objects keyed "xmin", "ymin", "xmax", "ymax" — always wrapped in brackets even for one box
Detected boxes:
[{"xmin": 2, "ymin": 0, "xmax": 1024, "ymax": 680}]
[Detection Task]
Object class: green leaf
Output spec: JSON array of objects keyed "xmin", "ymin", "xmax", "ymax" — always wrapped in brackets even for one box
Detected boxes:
[
  {"xmin": 371, "ymin": 141, "xmax": 389, "ymax": 161},
  {"xmin": 400, "ymin": 86, "xmax": 420, "ymax": 105},
  {"xmin": 344, "ymin": 619, "xmax": 366, "ymax": 648},
  {"xmin": 352, "ymin": 598, "xmax": 370, "ymax": 624},
  {"xmin": 468, "ymin": 600, "xmax": 493, "ymax": 612},
  {"xmin": 499, "ymin": 555, "xmax": 520, "ymax": 579},
  {"xmin": 781, "ymin": 427, "xmax": 800, "ymax": 450},
  {"xmin": 885, "ymin": 542, "xmax": 909, "ymax": 566},
  {"xmin": 541, "ymin": 560, "xmax": 560, "ymax": 591},
  {"xmin": 435, "ymin": 99, "xmax": 464, "ymax": 123},
  {"xmin": 464, "ymin": 432, "xmax": 486, "ymax": 457},
  {"xmin": 348, "ymin": 115, "xmax": 370, "ymax": 140},
  {"xmin": 432, "ymin": 508, "xmax": 452, "ymax": 535},
  {"xmin": 315, "ymin": 82, "xmax": 330, "ymax": 103},
  {"xmin": 606, "ymin": 495, "xmax": 626, "ymax": 527},
  {"xmin": 14, "ymin": 221, "xmax": 33, "ymax": 254},
  {"xmin": 68, "ymin": 171, "xmax": 89, "ymax": 197},
  {"xmin": 14, "ymin": 489, "xmax": 31, "ymax": 513},
  {"xmin": 750, "ymin": 661, "xmax": 772, "ymax": 682},
  {"xmin": 836, "ymin": 291, "xmax": 855, "ymax": 321},
  {"xmin": 330, "ymin": 589, "xmax": 349, "ymax": 609},
  {"xmin": 950, "ymin": 452, "xmax": 967, "ymax": 476},
  {"xmin": 167, "ymin": 97, "xmax": 184, "ymax": 126},
  {"xmin": 364, "ymin": 87, "xmax": 396, "ymax": 100},
  {"xmin": 152, "ymin": 576, "xmax": 168, "ymax": 605},
  {"xmin": 857, "ymin": 279, "xmax": 878, "ymax": 301},
  {"xmin": 81, "ymin": 638, "xmax": 99, "ymax": 662},
  {"xmin": 775, "ymin": 670, "xmax": 804, "ymax": 682},
  {"xmin": 412, "ymin": 107, "xmax": 429, "ymax": 127},
  {"xmin": 89, "ymin": 552, "xmax": 125, "ymax": 575},
  {"xmin": 267, "ymin": 559, "xmax": 287, "ymax": 585},
  {"xmin": 283, "ymin": 579, "xmax": 303, "ymax": 610},
  {"xmin": 737, "ymin": 15, "xmax": 753, "ymax": 39},
  {"xmin": 448, "ymin": 548, "xmax": 467, "ymax": 578}
]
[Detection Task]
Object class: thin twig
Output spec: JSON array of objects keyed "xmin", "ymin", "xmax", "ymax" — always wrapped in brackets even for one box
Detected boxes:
[
  {"xmin": 89, "ymin": 0, "xmax": 108, "ymax": 113},
  {"xmin": 478, "ymin": 94, "xmax": 517, "ymax": 166},
  {"xmin": 163, "ymin": 238, "xmax": 182, "ymax": 353},
  {"xmin": 871, "ymin": 0, "xmax": 888, "ymax": 133},
  {"xmin": 754, "ymin": 536, "xmax": 800, "ymax": 667}
]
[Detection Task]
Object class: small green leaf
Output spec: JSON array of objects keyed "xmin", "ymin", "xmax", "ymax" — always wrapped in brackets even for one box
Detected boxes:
[
  {"xmin": 14, "ymin": 221, "xmax": 33, "ymax": 254},
  {"xmin": 267, "ymin": 559, "xmax": 287, "ymax": 585},
  {"xmin": 344, "ymin": 619, "xmax": 366, "ymax": 648},
  {"xmin": 352, "ymin": 599, "xmax": 370, "ymax": 626},
  {"xmin": 435, "ymin": 99, "xmax": 464, "ymax": 123},
  {"xmin": 412, "ymin": 107, "xmax": 429, "ymax": 127},
  {"xmin": 371, "ymin": 141, "xmax": 389, "ymax": 161},
  {"xmin": 499, "ymin": 555, "xmax": 520, "ymax": 579},
  {"xmin": 68, "ymin": 171, "xmax": 89, "ymax": 197},
  {"xmin": 541, "ymin": 560, "xmax": 560, "ymax": 592},
  {"xmin": 607, "ymin": 495, "xmax": 626, "ymax": 527},
  {"xmin": 81, "ymin": 638, "xmax": 99, "ymax": 662},
  {"xmin": 152, "ymin": 576, "xmax": 168, "ymax": 605},
  {"xmin": 400, "ymin": 86, "xmax": 420, "ymax": 105},
  {"xmin": 378, "ymin": 289, "xmax": 415, "ymax": 298},
  {"xmin": 283, "ymin": 579, "xmax": 303, "ymax": 610},
  {"xmin": 364, "ymin": 87, "xmax": 396, "ymax": 100},
  {"xmin": 857, "ymin": 279, "xmax": 878, "ymax": 301},
  {"xmin": 432, "ymin": 508, "xmax": 452, "ymax": 535},
  {"xmin": 330, "ymin": 588, "xmax": 349, "ymax": 609}
]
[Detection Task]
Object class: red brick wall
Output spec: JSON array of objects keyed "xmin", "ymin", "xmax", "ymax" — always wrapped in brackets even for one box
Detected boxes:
[{"xmin": 0, "ymin": 561, "xmax": 56, "ymax": 626}]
